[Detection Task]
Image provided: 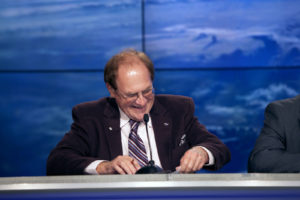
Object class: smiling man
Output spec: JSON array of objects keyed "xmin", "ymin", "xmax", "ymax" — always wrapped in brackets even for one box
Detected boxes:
[{"xmin": 47, "ymin": 49, "xmax": 230, "ymax": 175}]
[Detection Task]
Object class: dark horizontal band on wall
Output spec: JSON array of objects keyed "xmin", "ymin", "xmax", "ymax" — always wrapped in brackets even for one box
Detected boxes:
[
  {"xmin": 0, "ymin": 69, "xmax": 103, "ymax": 73},
  {"xmin": 0, "ymin": 66, "xmax": 299, "ymax": 73},
  {"xmin": 156, "ymin": 66, "xmax": 300, "ymax": 71}
]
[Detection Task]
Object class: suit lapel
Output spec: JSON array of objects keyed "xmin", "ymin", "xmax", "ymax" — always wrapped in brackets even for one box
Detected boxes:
[
  {"xmin": 101, "ymin": 97, "xmax": 174, "ymax": 169},
  {"xmin": 150, "ymin": 98, "xmax": 173, "ymax": 170},
  {"xmin": 103, "ymin": 98, "xmax": 123, "ymax": 160}
]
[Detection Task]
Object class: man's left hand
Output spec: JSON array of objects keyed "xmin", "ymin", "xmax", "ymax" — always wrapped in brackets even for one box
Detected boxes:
[{"xmin": 176, "ymin": 146, "xmax": 209, "ymax": 173}]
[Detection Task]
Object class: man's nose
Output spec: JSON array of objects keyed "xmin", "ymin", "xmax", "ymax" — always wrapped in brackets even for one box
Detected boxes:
[{"xmin": 135, "ymin": 93, "xmax": 147, "ymax": 105}]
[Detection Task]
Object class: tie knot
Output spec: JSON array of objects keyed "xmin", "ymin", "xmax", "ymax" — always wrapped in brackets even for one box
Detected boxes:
[{"xmin": 129, "ymin": 119, "xmax": 140, "ymax": 132}]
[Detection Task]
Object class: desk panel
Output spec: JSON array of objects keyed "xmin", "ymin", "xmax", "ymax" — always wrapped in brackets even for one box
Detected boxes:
[{"xmin": 1, "ymin": 174, "xmax": 300, "ymax": 200}]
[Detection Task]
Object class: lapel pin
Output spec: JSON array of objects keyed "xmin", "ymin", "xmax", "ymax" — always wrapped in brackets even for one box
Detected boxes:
[
  {"xmin": 179, "ymin": 134, "xmax": 186, "ymax": 146},
  {"xmin": 163, "ymin": 122, "xmax": 169, "ymax": 126},
  {"xmin": 108, "ymin": 127, "xmax": 113, "ymax": 131}
]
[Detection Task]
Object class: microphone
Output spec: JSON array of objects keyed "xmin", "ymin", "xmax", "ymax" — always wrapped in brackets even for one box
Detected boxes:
[{"xmin": 135, "ymin": 114, "xmax": 164, "ymax": 174}]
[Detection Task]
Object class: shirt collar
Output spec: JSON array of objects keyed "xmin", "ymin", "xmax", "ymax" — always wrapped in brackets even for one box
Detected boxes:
[
  {"xmin": 118, "ymin": 107, "xmax": 130, "ymax": 128},
  {"xmin": 118, "ymin": 107, "xmax": 151, "ymax": 128}
]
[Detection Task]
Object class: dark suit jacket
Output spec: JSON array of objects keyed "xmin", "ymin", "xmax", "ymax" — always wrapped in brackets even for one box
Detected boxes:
[
  {"xmin": 248, "ymin": 94, "xmax": 300, "ymax": 172},
  {"xmin": 47, "ymin": 94, "xmax": 230, "ymax": 175}
]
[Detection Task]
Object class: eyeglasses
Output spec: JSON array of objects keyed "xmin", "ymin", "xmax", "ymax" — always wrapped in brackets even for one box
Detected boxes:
[{"xmin": 116, "ymin": 87, "xmax": 155, "ymax": 102}]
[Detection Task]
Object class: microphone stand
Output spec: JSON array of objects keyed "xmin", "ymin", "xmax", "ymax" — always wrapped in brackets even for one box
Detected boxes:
[{"xmin": 135, "ymin": 114, "xmax": 164, "ymax": 174}]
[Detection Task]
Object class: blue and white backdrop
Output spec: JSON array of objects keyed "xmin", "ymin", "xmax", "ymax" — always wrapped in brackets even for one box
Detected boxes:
[{"xmin": 0, "ymin": 0, "xmax": 300, "ymax": 176}]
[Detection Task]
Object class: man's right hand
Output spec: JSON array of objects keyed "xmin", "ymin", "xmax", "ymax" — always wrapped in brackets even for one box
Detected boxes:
[{"xmin": 96, "ymin": 156, "xmax": 141, "ymax": 174}]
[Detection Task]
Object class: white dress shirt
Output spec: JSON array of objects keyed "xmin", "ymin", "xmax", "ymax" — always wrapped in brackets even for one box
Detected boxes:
[{"xmin": 84, "ymin": 109, "xmax": 214, "ymax": 174}]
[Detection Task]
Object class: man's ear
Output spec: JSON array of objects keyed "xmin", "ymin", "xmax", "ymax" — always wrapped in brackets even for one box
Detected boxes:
[{"xmin": 106, "ymin": 83, "xmax": 116, "ymax": 98}]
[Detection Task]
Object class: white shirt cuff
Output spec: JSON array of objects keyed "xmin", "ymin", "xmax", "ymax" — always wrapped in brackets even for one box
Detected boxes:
[
  {"xmin": 84, "ymin": 160, "xmax": 104, "ymax": 175},
  {"xmin": 200, "ymin": 146, "xmax": 215, "ymax": 166}
]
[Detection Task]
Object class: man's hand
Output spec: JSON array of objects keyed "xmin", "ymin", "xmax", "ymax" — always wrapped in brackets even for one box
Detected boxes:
[
  {"xmin": 176, "ymin": 146, "xmax": 209, "ymax": 173},
  {"xmin": 96, "ymin": 156, "xmax": 141, "ymax": 174}
]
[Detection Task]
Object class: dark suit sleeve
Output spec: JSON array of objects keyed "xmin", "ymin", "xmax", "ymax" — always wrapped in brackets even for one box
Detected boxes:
[
  {"xmin": 46, "ymin": 106, "xmax": 97, "ymax": 175},
  {"xmin": 248, "ymin": 102, "xmax": 300, "ymax": 172},
  {"xmin": 183, "ymin": 97, "xmax": 231, "ymax": 170},
  {"xmin": 156, "ymin": 95, "xmax": 230, "ymax": 171}
]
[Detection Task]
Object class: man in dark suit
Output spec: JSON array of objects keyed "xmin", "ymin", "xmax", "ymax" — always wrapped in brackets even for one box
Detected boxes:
[
  {"xmin": 47, "ymin": 49, "xmax": 230, "ymax": 175},
  {"xmin": 248, "ymin": 94, "xmax": 300, "ymax": 172}
]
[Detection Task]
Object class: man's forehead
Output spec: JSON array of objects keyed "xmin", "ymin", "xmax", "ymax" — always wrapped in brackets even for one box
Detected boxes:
[{"xmin": 117, "ymin": 61, "xmax": 148, "ymax": 76}]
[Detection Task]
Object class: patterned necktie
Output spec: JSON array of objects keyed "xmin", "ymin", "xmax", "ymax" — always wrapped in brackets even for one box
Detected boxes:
[{"xmin": 128, "ymin": 119, "xmax": 148, "ymax": 167}]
